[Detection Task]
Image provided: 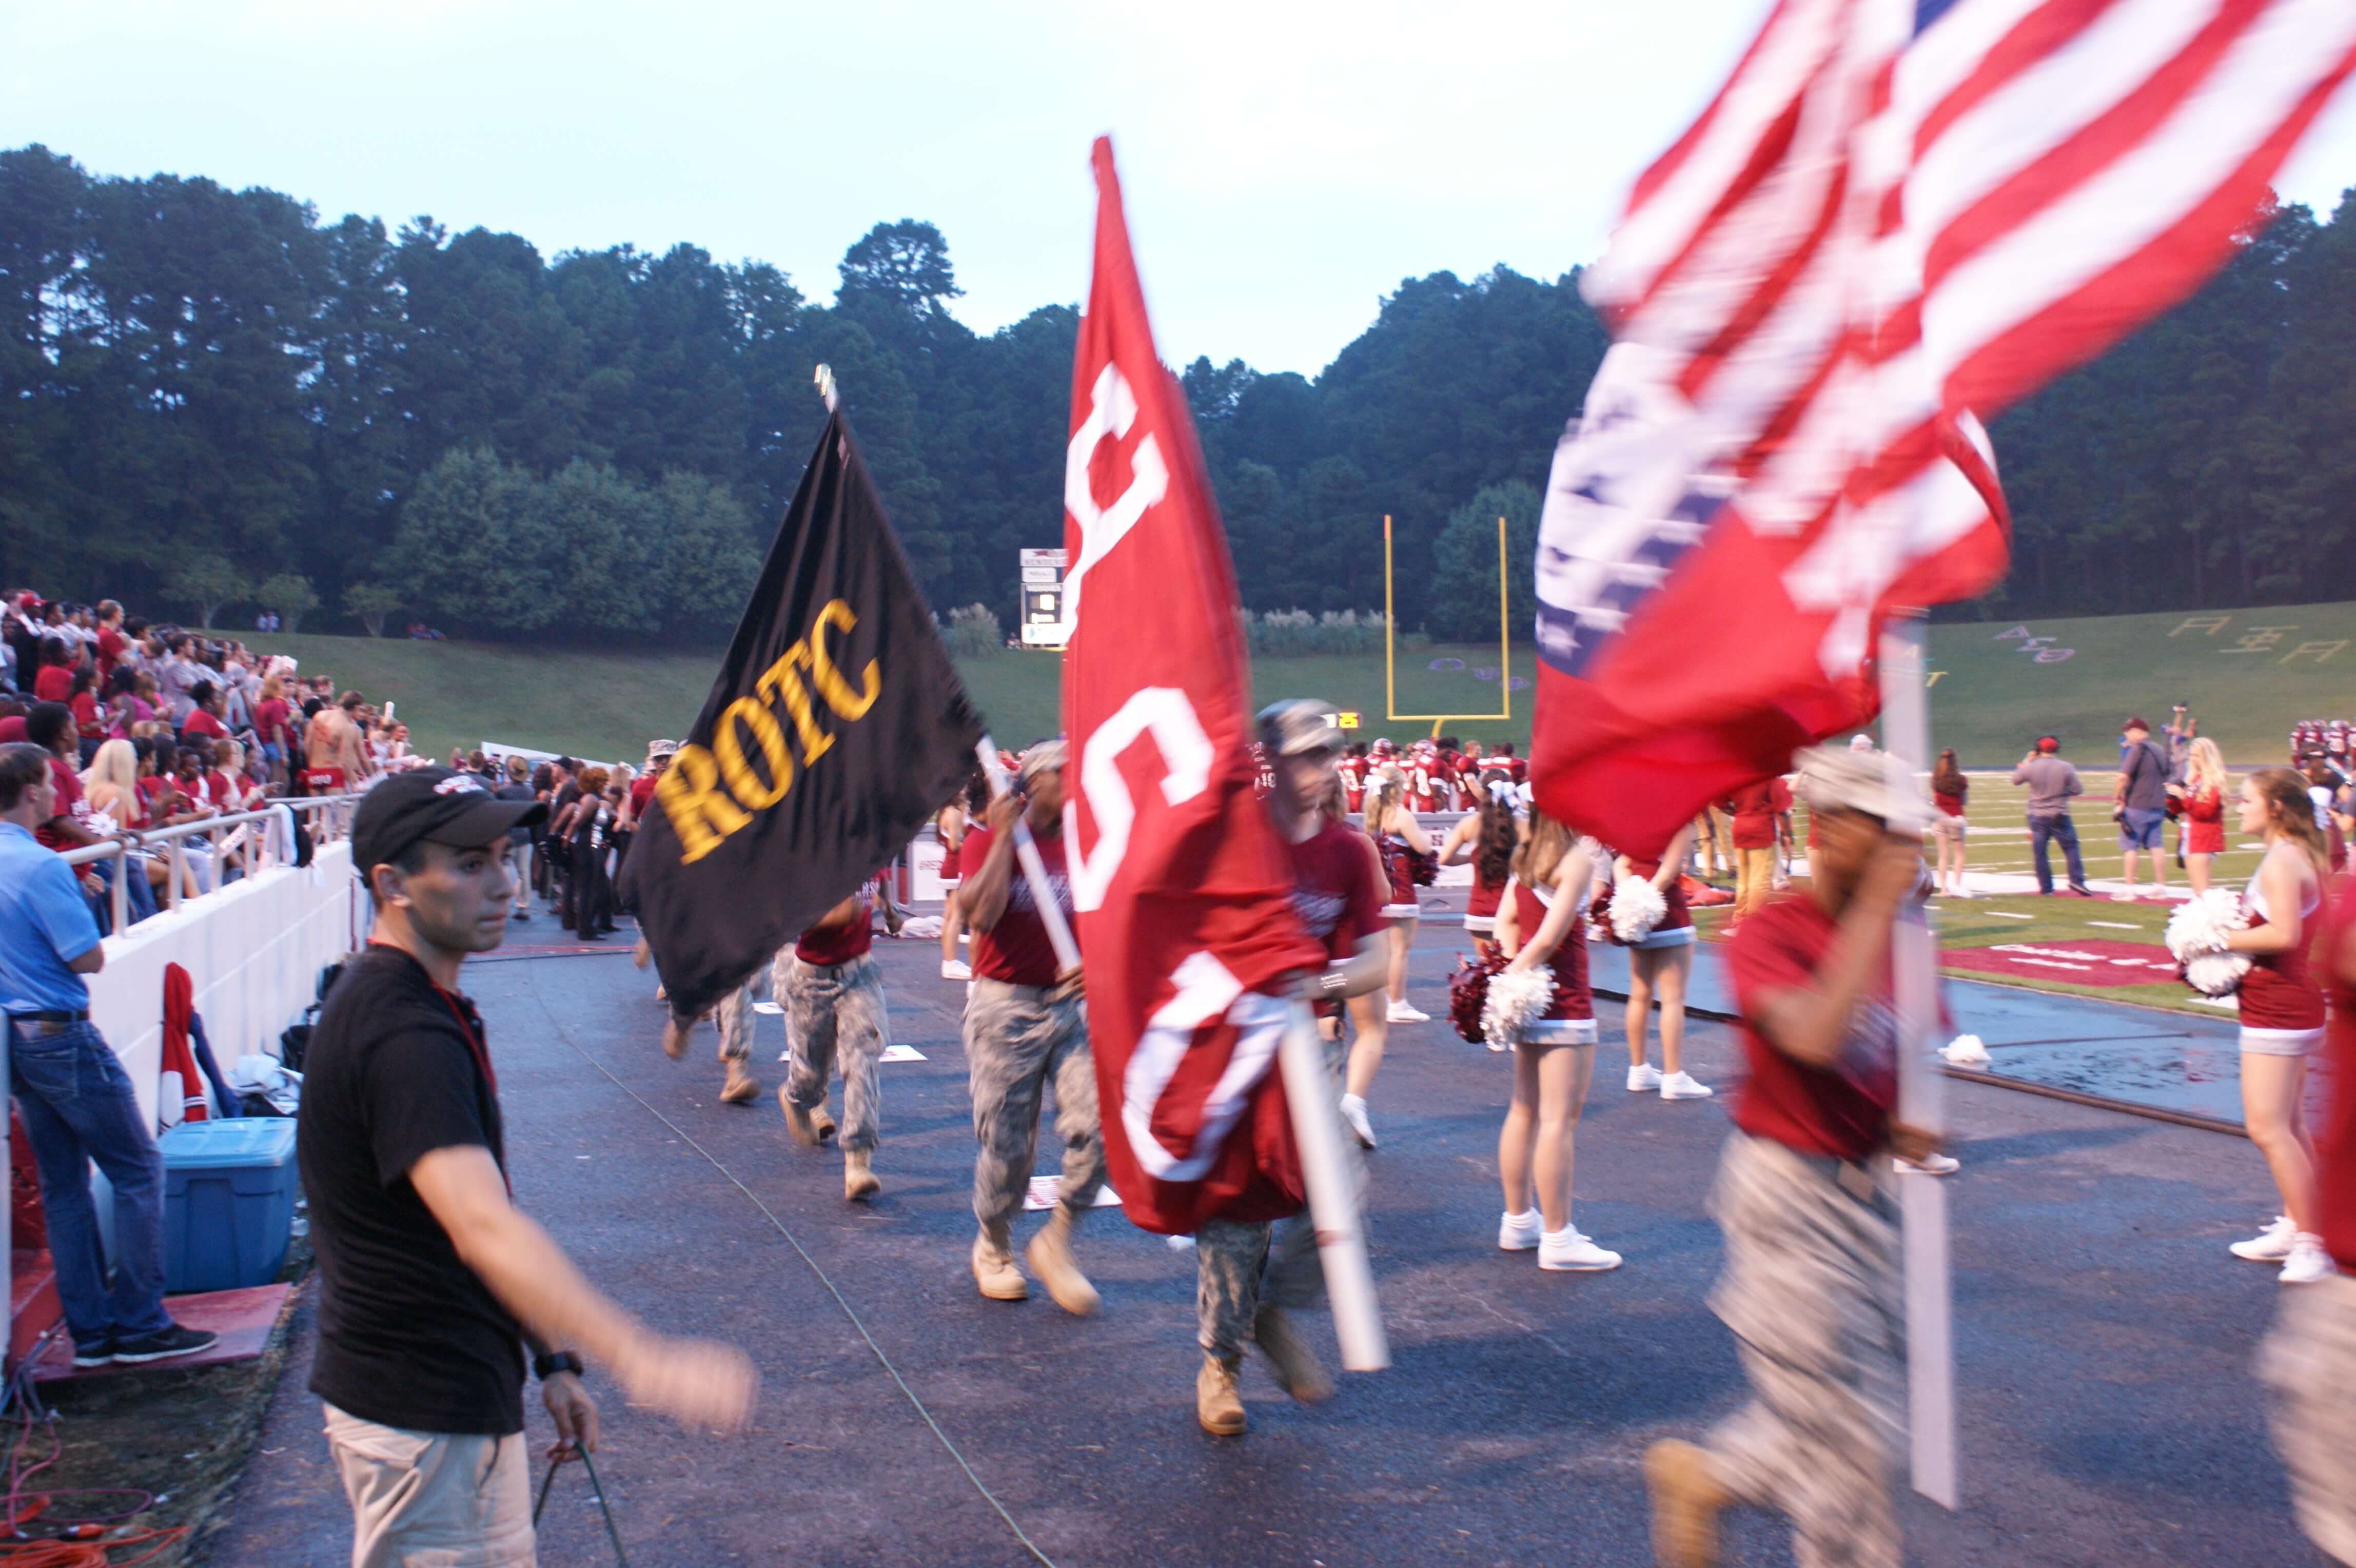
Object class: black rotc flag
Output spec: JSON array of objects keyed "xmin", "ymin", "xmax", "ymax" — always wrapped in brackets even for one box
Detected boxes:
[{"xmin": 621, "ymin": 410, "xmax": 983, "ymax": 1020}]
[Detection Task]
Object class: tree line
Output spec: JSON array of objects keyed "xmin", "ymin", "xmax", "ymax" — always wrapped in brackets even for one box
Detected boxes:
[{"xmin": 0, "ymin": 142, "xmax": 2348, "ymax": 643}]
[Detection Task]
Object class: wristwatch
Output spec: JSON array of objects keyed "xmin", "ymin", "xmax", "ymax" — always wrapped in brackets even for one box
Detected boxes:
[{"xmin": 533, "ymin": 1350, "xmax": 584, "ymax": 1381}]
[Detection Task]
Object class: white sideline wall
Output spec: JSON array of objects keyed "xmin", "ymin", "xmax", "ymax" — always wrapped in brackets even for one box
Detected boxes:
[{"xmin": 88, "ymin": 842, "xmax": 363, "ymax": 1128}]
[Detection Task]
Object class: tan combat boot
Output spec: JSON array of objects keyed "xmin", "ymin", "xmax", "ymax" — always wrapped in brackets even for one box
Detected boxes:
[
  {"xmin": 778, "ymin": 1086, "xmax": 823, "ymax": 1146},
  {"xmin": 813, "ymin": 1108, "xmax": 837, "ymax": 1142},
  {"xmin": 719, "ymin": 1057, "xmax": 760, "ymax": 1104},
  {"xmin": 972, "ymin": 1224, "xmax": 1028, "ymax": 1301},
  {"xmin": 1252, "ymin": 1308, "xmax": 1333, "ymax": 1403},
  {"xmin": 1195, "ymin": 1356, "xmax": 1247, "ymax": 1436},
  {"xmin": 661, "ymin": 1017, "xmax": 691, "ymax": 1061},
  {"xmin": 1644, "ymin": 1439, "xmax": 1731, "ymax": 1568},
  {"xmin": 1024, "ymin": 1207, "xmax": 1102, "ymax": 1317},
  {"xmin": 843, "ymin": 1148, "xmax": 880, "ymax": 1202}
]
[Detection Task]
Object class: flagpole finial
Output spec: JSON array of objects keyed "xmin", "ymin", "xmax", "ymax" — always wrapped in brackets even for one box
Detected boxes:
[{"xmin": 813, "ymin": 363, "xmax": 840, "ymax": 413}]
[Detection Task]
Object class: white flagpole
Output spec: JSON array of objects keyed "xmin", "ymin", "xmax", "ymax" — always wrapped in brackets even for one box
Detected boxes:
[
  {"xmin": 973, "ymin": 737, "xmax": 1079, "ymax": 970},
  {"xmin": 1878, "ymin": 612, "xmax": 1959, "ymax": 1509},
  {"xmin": 1278, "ymin": 999, "xmax": 1389, "ymax": 1371}
]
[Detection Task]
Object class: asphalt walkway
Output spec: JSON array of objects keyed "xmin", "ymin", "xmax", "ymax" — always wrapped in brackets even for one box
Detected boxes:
[{"xmin": 204, "ymin": 917, "xmax": 2325, "ymax": 1567}]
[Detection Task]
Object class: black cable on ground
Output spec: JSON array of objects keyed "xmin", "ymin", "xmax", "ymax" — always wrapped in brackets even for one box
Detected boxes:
[{"xmin": 525, "ymin": 989, "xmax": 1061, "ymax": 1568}]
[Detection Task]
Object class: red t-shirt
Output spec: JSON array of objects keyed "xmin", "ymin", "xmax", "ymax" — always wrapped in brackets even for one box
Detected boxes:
[
  {"xmin": 70, "ymin": 690, "xmax": 100, "ymax": 733},
  {"xmin": 35, "ymin": 755, "xmax": 85, "ymax": 851},
  {"xmin": 33, "ymin": 664, "xmax": 73, "ymax": 704},
  {"xmin": 1285, "ymin": 822, "xmax": 1386, "ymax": 961},
  {"xmin": 958, "ymin": 822, "xmax": 1071, "ymax": 987},
  {"xmin": 183, "ymin": 709, "xmax": 228, "ymax": 739},
  {"xmin": 1728, "ymin": 779, "xmax": 1791, "ymax": 849},
  {"xmin": 1726, "ymin": 892, "xmax": 1897, "ymax": 1161},
  {"xmin": 95, "ymin": 628, "xmax": 126, "ymax": 681},
  {"xmin": 795, "ymin": 894, "xmax": 875, "ymax": 966},
  {"xmin": 2318, "ymin": 879, "xmax": 2356, "ymax": 1273},
  {"xmin": 254, "ymin": 697, "xmax": 290, "ymax": 746}
]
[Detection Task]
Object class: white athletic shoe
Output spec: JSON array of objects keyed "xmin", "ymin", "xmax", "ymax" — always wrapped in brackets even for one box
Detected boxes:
[
  {"xmin": 1627, "ymin": 1063, "xmax": 1663, "ymax": 1093},
  {"xmin": 941, "ymin": 958, "xmax": 971, "ymax": 981},
  {"xmin": 2281, "ymin": 1234, "xmax": 2334, "ymax": 1285},
  {"xmin": 1387, "ymin": 1001, "xmax": 1430, "ymax": 1024},
  {"xmin": 1538, "ymin": 1227, "xmax": 1622, "ymax": 1272},
  {"xmin": 1499, "ymin": 1209, "xmax": 1542, "ymax": 1251},
  {"xmin": 1660, "ymin": 1071, "xmax": 1714, "ymax": 1101},
  {"xmin": 1895, "ymin": 1151, "xmax": 1960, "ymax": 1175},
  {"xmin": 1340, "ymin": 1093, "xmax": 1377, "ymax": 1149},
  {"xmin": 2230, "ymin": 1215, "xmax": 2296, "ymax": 1262},
  {"xmin": 2110, "ymin": 891, "xmax": 2138, "ymax": 902}
]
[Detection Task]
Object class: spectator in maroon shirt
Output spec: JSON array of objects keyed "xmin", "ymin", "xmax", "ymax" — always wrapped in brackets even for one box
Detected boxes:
[{"xmin": 32, "ymin": 638, "xmax": 77, "ymax": 705}]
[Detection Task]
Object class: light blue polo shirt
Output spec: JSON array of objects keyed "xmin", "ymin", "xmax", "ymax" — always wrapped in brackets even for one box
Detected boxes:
[{"xmin": 0, "ymin": 821, "xmax": 100, "ymax": 1015}]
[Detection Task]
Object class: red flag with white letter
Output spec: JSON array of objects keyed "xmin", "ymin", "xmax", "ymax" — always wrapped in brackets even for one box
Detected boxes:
[{"xmin": 1062, "ymin": 138, "xmax": 1327, "ymax": 1235}]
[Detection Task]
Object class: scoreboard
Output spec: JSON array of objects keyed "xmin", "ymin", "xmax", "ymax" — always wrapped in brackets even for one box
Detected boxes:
[{"xmin": 1018, "ymin": 547, "xmax": 1067, "ymax": 648}]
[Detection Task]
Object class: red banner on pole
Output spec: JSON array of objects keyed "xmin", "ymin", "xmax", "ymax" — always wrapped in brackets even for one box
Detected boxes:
[{"xmin": 1061, "ymin": 138, "xmax": 1325, "ymax": 1235}]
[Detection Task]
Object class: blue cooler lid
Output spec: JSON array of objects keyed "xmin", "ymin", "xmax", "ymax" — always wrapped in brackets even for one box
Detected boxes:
[{"xmin": 159, "ymin": 1118, "xmax": 297, "ymax": 1169}]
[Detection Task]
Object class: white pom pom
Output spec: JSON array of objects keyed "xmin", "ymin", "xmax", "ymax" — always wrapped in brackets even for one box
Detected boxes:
[
  {"xmin": 2164, "ymin": 888, "xmax": 2252, "ymax": 997},
  {"xmin": 1608, "ymin": 876, "xmax": 1667, "ymax": 944},
  {"xmin": 1482, "ymin": 965, "xmax": 1556, "ymax": 1050},
  {"xmin": 1939, "ymin": 1033, "xmax": 1991, "ymax": 1068}
]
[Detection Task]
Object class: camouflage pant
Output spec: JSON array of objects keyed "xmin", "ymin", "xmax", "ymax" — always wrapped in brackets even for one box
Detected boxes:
[
  {"xmin": 708, "ymin": 983, "xmax": 757, "ymax": 1064},
  {"xmin": 776, "ymin": 952, "xmax": 887, "ymax": 1152},
  {"xmin": 965, "ymin": 977, "xmax": 1101, "ymax": 1235},
  {"xmin": 1704, "ymin": 1131, "xmax": 1905, "ymax": 1568},
  {"xmin": 2259, "ymin": 1270, "xmax": 2356, "ymax": 1565},
  {"xmin": 1196, "ymin": 1026, "xmax": 1347, "ymax": 1367}
]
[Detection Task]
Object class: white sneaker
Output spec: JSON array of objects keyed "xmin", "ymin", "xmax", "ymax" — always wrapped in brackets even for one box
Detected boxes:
[
  {"xmin": 1340, "ymin": 1093, "xmax": 1377, "ymax": 1149},
  {"xmin": 1499, "ymin": 1209, "xmax": 1542, "ymax": 1251},
  {"xmin": 1538, "ymin": 1227, "xmax": 1622, "ymax": 1272},
  {"xmin": 1627, "ymin": 1063, "xmax": 1663, "ymax": 1093},
  {"xmin": 941, "ymin": 958, "xmax": 971, "ymax": 981},
  {"xmin": 1660, "ymin": 1071, "xmax": 1714, "ymax": 1101},
  {"xmin": 1895, "ymin": 1151, "xmax": 1960, "ymax": 1175},
  {"xmin": 2230, "ymin": 1215, "xmax": 2296, "ymax": 1262},
  {"xmin": 1387, "ymin": 1001, "xmax": 1430, "ymax": 1024},
  {"xmin": 2110, "ymin": 891, "xmax": 2137, "ymax": 902},
  {"xmin": 2281, "ymin": 1234, "xmax": 2334, "ymax": 1284}
]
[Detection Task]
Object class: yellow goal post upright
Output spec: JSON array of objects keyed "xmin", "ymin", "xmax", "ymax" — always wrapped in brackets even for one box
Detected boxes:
[{"xmin": 1381, "ymin": 513, "xmax": 1511, "ymax": 739}]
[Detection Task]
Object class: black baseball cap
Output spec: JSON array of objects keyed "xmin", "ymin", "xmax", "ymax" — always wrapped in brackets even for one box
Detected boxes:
[{"xmin": 351, "ymin": 768, "xmax": 545, "ymax": 878}]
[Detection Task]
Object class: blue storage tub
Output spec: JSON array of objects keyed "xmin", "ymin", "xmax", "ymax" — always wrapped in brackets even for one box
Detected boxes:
[{"xmin": 160, "ymin": 1119, "xmax": 299, "ymax": 1294}]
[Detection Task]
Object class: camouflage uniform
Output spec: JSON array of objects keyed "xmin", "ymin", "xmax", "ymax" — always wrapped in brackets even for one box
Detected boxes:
[
  {"xmin": 708, "ymin": 982, "xmax": 756, "ymax": 1067},
  {"xmin": 1195, "ymin": 1029, "xmax": 1347, "ymax": 1367},
  {"xmin": 775, "ymin": 950, "xmax": 888, "ymax": 1152},
  {"xmin": 2259, "ymin": 1271, "xmax": 2356, "ymax": 1565},
  {"xmin": 1703, "ymin": 1129, "xmax": 1905, "ymax": 1568},
  {"xmin": 965, "ymin": 977, "xmax": 1101, "ymax": 1240}
]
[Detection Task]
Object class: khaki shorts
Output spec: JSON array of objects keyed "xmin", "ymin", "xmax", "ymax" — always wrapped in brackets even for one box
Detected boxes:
[{"xmin": 323, "ymin": 1404, "xmax": 535, "ymax": 1567}]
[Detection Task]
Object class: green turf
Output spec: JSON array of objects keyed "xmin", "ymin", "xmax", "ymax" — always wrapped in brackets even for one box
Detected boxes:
[{"xmin": 251, "ymin": 597, "xmax": 2354, "ymax": 775}]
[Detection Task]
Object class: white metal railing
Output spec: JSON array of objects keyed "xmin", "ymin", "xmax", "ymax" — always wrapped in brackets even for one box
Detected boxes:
[{"xmin": 57, "ymin": 794, "xmax": 359, "ymax": 932}]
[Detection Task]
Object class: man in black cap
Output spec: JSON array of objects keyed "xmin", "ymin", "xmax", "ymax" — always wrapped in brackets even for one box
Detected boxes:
[{"xmin": 301, "ymin": 768, "xmax": 754, "ymax": 1566}]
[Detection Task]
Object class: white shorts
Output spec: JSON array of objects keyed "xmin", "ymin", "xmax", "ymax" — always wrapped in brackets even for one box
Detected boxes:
[
  {"xmin": 2242, "ymin": 1026, "xmax": 2324, "ymax": 1058},
  {"xmin": 1633, "ymin": 926, "xmax": 1697, "ymax": 950},
  {"xmin": 323, "ymin": 1404, "xmax": 534, "ymax": 1568},
  {"xmin": 1518, "ymin": 1017, "xmax": 1598, "ymax": 1046},
  {"xmin": 1463, "ymin": 914, "xmax": 1496, "ymax": 934},
  {"xmin": 1382, "ymin": 902, "xmax": 1421, "ymax": 922}
]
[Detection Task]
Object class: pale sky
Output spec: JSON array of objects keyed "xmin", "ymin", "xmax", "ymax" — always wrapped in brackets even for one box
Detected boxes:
[{"xmin": 6, "ymin": 1, "xmax": 2353, "ymax": 377}]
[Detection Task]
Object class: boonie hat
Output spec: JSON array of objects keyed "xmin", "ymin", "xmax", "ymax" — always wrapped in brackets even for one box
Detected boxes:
[
  {"xmin": 351, "ymin": 767, "xmax": 546, "ymax": 878},
  {"xmin": 1257, "ymin": 699, "xmax": 1342, "ymax": 758},
  {"xmin": 1794, "ymin": 745, "xmax": 1926, "ymax": 832}
]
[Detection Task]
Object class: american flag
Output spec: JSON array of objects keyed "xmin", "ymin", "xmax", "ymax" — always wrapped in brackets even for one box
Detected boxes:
[{"xmin": 1529, "ymin": 0, "xmax": 2356, "ymax": 854}]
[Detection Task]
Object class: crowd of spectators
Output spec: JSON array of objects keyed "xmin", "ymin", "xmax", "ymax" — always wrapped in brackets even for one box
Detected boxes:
[{"xmin": 0, "ymin": 587, "xmax": 427, "ymax": 931}]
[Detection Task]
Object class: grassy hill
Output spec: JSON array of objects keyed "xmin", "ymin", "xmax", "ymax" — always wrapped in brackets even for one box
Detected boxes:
[{"xmin": 254, "ymin": 599, "xmax": 2353, "ymax": 769}]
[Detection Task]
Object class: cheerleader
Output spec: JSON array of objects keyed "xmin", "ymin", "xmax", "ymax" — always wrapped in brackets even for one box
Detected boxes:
[
  {"xmin": 1493, "ymin": 811, "xmax": 1619, "ymax": 1270},
  {"xmin": 1618, "ymin": 824, "xmax": 1713, "ymax": 1100},
  {"xmin": 2218, "ymin": 768, "xmax": 2332, "ymax": 1284},
  {"xmin": 1439, "ymin": 784, "xmax": 1521, "ymax": 959},
  {"xmin": 1365, "ymin": 769, "xmax": 1432, "ymax": 1026},
  {"xmin": 2180, "ymin": 737, "xmax": 2229, "ymax": 894}
]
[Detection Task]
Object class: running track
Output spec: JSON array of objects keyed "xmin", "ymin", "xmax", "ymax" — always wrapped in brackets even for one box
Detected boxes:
[{"xmin": 205, "ymin": 917, "xmax": 2323, "ymax": 1567}]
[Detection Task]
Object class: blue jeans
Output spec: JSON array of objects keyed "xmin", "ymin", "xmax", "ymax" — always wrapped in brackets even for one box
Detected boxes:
[
  {"xmin": 2028, "ymin": 813, "xmax": 2087, "ymax": 895},
  {"xmin": 7, "ymin": 1020, "xmax": 172, "ymax": 1344}
]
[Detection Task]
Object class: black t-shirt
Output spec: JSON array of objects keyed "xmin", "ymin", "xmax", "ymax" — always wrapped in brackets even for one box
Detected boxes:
[{"xmin": 298, "ymin": 943, "xmax": 525, "ymax": 1435}]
